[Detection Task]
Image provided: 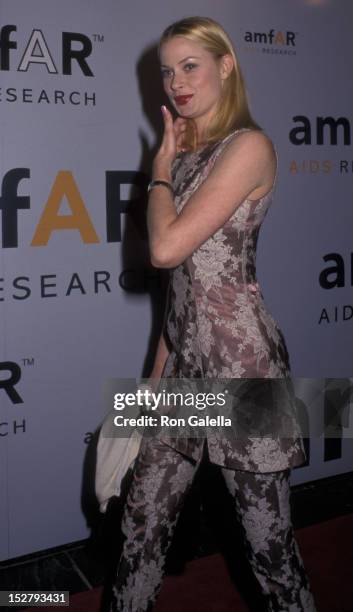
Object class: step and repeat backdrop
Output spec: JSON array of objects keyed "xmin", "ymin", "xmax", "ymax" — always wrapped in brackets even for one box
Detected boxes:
[{"xmin": 0, "ymin": 0, "xmax": 352, "ymax": 560}]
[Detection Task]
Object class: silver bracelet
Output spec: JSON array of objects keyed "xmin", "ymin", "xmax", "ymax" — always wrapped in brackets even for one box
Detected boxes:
[{"xmin": 147, "ymin": 179, "xmax": 174, "ymax": 196}]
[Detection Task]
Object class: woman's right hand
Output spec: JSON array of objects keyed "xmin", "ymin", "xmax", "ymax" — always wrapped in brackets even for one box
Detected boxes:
[
  {"xmin": 174, "ymin": 116, "xmax": 188, "ymax": 153},
  {"xmin": 153, "ymin": 107, "xmax": 188, "ymax": 175}
]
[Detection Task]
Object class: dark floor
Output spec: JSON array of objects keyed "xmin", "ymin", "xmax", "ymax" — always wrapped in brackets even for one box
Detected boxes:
[{"xmin": 1, "ymin": 470, "xmax": 353, "ymax": 611}]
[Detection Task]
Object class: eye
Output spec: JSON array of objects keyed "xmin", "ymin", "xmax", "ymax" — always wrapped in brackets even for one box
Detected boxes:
[
  {"xmin": 184, "ymin": 63, "xmax": 197, "ymax": 71},
  {"xmin": 161, "ymin": 68, "xmax": 173, "ymax": 79}
]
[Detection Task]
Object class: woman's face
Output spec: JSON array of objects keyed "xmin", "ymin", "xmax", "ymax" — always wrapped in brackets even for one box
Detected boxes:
[{"xmin": 159, "ymin": 36, "xmax": 231, "ymax": 139}]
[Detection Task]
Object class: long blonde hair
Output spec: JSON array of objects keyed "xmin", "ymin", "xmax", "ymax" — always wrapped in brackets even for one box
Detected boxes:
[{"xmin": 158, "ymin": 16, "xmax": 262, "ymax": 151}]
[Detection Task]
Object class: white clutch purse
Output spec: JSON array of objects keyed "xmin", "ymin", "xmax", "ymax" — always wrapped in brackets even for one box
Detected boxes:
[
  {"xmin": 95, "ymin": 382, "xmax": 155, "ymax": 513},
  {"xmin": 95, "ymin": 409, "xmax": 142, "ymax": 513}
]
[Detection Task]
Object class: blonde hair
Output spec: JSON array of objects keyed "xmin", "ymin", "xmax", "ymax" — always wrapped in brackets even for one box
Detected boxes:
[{"xmin": 158, "ymin": 16, "xmax": 262, "ymax": 151}]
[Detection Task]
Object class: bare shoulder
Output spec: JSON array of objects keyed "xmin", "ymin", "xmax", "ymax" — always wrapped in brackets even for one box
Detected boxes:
[
  {"xmin": 222, "ymin": 129, "xmax": 275, "ymax": 162},
  {"xmin": 213, "ymin": 129, "xmax": 276, "ymax": 199}
]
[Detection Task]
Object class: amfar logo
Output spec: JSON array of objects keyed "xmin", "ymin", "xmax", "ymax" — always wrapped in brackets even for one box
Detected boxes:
[
  {"xmin": 0, "ymin": 169, "xmax": 148, "ymax": 248},
  {"xmin": 319, "ymin": 253, "xmax": 353, "ymax": 289},
  {"xmin": 0, "ymin": 25, "xmax": 94, "ymax": 76},
  {"xmin": 0, "ymin": 361, "xmax": 23, "ymax": 403},
  {"xmin": 289, "ymin": 116, "xmax": 351, "ymax": 146},
  {"xmin": 318, "ymin": 253, "xmax": 353, "ymax": 325},
  {"xmin": 244, "ymin": 29, "xmax": 296, "ymax": 47},
  {"xmin": 0, "ymin": 361, "xmax": 26, "ymax": 437}
]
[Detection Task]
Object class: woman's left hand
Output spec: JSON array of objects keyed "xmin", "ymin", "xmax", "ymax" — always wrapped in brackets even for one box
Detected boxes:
[{"xmin": 152, "ymin": 106, "xmax": 187, "ymax": 180}]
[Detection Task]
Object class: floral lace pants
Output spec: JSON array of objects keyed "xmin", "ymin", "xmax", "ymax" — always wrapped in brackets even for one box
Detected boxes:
[{"xmin": 110, "ymin": 437, "xmax": 316, "ymax": 612}]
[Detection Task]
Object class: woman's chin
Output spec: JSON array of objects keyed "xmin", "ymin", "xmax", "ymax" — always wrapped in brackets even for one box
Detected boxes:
[{"xmin": 178, "ymin": 109, "xmax": 194, "ymax": 119}]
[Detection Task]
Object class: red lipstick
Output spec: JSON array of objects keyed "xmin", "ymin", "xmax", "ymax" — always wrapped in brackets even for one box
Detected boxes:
[{"xmin": 174, "ymin": 95, "xmax": 193, "ymax": 106}]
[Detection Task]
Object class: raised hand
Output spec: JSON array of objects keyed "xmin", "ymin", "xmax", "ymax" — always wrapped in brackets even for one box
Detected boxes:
[
  {"xmin": 174, "ymin": 115, "xmax": 188, "ymax": 154},
  {"xmin": 152, "ymin": 106, "xmax": 187, "ymax": 181}
]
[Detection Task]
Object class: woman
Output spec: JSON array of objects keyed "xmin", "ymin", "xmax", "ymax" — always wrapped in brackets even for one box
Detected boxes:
[{"xmin": 110, "ymin": 16, "xmax": 316, "ymax": 612}]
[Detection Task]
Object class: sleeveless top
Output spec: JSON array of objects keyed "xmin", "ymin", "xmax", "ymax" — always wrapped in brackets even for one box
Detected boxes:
[{"xmin": 159, "ymin": 128, "xmax": 306, "ymax": 472}]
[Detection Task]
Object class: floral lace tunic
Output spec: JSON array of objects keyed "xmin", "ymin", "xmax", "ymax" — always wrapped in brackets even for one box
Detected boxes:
[{"xmin": 160, "ymin": 128, "xmax": 306, "ymax": 472}]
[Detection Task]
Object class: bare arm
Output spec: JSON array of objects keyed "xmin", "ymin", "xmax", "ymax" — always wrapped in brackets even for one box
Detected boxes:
[{"xmin": 148, "ymin": 127, "xmax": 276, "ymax": 269}]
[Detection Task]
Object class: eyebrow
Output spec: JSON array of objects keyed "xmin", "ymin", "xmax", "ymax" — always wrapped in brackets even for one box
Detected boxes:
[{"xmin": 160, "ymin": 56, "xmax": 201, "ymax": 68}]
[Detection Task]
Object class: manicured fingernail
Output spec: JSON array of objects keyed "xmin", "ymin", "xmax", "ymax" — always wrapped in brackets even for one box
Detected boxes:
[{"xmin": 161, "ymin": 105, "xmax": 166, "ymax": 113}]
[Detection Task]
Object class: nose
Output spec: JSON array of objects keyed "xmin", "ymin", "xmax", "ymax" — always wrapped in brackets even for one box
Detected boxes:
[{"xmin": 170, "ymin": 71, "xmax": 184, "ymax": 92}]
